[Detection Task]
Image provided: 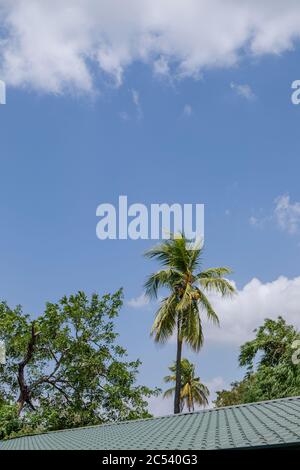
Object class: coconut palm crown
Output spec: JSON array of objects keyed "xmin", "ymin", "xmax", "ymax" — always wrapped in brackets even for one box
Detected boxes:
[{"xmin": 164, "ymin": 358, "xmax": 209, "ymax": 412}]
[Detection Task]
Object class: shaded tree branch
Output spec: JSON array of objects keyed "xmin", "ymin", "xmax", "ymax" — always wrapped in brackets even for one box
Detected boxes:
[{"xmin": 17, "ymin": 322, "xmax": 40, "ymax": 414}]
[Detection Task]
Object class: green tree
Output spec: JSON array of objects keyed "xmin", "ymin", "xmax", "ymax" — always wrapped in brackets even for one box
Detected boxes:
[
  {"xmin": 0, "ymin": 290, "xmax": 159, "ymax": 437},
  {"xmin": 145, "ymin": 234, "xmax": 234, "ymax": 413},
  {"xmin": 0, "ymin": 403, "xmax": 22, "ymax": 440},
  {"xmin": 214, "ymin": 378, "xmax": 255, "ymax": 408},
  {"xmin": 214, "ymin": 317, "xmax": 300, "ymax": 407},
  {"xmin": 164, "ymin": 358, "xmax": 209, "ymax": 412}
]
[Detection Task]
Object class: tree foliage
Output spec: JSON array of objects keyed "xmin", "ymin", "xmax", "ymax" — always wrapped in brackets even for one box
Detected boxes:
[
  {"xmin": 0, "ymin": 290, "xmax": 159, "ymax": 438},
  {"xmin": 164, "ymin": 358, "xmax": 209, "ymax": 412},
  {"xmin": 145, "ymin": 234, "xmax": 234, "ymax": 413},
  {"xmin": 214, "ymin": 317, "xmax": 300, "ymax": 407}
]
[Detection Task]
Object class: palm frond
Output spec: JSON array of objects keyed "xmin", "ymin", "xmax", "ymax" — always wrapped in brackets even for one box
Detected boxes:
[
  {"xmin": 144, "ymin": 240, "xmax": 174, "ymax": 267},
  {"xmin": 196, "ymin": 288, "xmax": 220, "ymax": 325},
  {"xmin": 163, "ymin": 374, "xmax": 176, "ymax": 383},
  {"xmin": 151, "ymin": 294, "xmax": 178, "ymax": 343},
  {"xmin": 176, "ymin": 283, "xmax": 194, "ymax": 313},
  {"xmin": 164, "ymin": 358, "xmax": 209, "ymax": 410},
  {"xmin": 145, "ymin": 237, "xmax": 234, "ymax": 353},
  {"xmin": 144, "ymin": 269, "xmax": 182, "ymax": 299},
  {"xmin": 170, "ymin": 235, "xmax": 191, "ymax": 273},
  {"xmin": 180, "ymin": 383, "xmax": 191, "ymax": 401},
  {"xmin": 197, "ymin": 267, "xmax": 232, "ymax": 279},
  {"xmin": 145, "ymin": 235, "xmax": 193, "ymax": 273},
  {"xmin": 181, "ymin": 304, "xmax": 204, "ymax": 351},
  {"xmin": 163, "ymin": 387, "xmax": 175, "ymax": 399},
  {"xmin": 198, "ymin": 277, "xmax": 235, "ymax": 296},
  {"xmin": 193, "ymin": 381, "xmax": 210, "ymax": 406},
  {"xmin": 187, "ymin": 244, "xmax": 203, "ymax": 272}
]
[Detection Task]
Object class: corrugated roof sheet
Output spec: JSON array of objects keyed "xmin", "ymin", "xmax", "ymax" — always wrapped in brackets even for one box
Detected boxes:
[{"xmin": 1, "ymin": 396, "xmax": 300, "ymax": 450}]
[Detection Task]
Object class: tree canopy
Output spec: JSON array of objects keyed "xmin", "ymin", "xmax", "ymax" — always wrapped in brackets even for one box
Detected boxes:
[
  {"xmin": 0, "ymin": 290, "xmax": 159, "ymax": 439},
  {"xmin": 214, "ymin": 317, "xmax": 300, "ymax": 407}
]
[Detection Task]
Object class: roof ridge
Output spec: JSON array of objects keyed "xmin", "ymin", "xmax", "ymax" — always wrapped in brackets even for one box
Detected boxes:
[{"xmin": 2, "ymin": 395, "xmax": 300, "ymax": 443}]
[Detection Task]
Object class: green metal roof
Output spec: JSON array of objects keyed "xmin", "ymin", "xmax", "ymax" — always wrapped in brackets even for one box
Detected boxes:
[{"xmin": 1, "ymin": 396, "xmax": 300, "ymax": 450}]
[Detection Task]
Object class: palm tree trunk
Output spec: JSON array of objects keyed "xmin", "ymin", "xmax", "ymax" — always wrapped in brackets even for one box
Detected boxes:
[{"xmin": 174, "ymin": 319, "xmax": 182, "ymax": 414}]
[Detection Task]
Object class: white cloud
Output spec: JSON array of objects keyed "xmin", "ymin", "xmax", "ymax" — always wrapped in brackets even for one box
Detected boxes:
[
  {"xmin": 230, "ymin": 82, "xmax": 256, "ymax": 100},
  {"xmin": 249, "ymin": 215, "xmax": 259, "ymax": 226},
  {"xmin": 274, "ymin": 194, "xmax": 300, "ymax": 234},
  {"xmin": 147, "ymin": 276, "xmax": 300, "ymax": 414},
  {"xmin": 204, "ymin": 276, "xmax": 300, "ymax": 345},
  {"xmin": 127, "ymin": 293, "xmax": 149, "ymax": 308},
  {"xmin": 118, "ymin": 110, "xmax": 130, "ymax": 121},
  {"xmin": 118, "ymin": 89, "xmax": 142, "ymax": 120},
  {"xmin": 153, "ymin": 55, "xmax": 170, "ymax": 77},
  {"xmin": 250, "ymin": 194, "xmax": 300, "ymax": 235},
  {"xmin": 131, "ymin": 88, "xmax": 143, "ymax": 119},
  {"xmin": 2, "ymin": 1, "xmax": 300, "ymax": 93},
  {"xmin": 249, "ymin": 214, "xmax": 269, "ymax": 228},
  {"xmin": 183, "ymin": 104, "xmax": 192, "ymax": 117}
]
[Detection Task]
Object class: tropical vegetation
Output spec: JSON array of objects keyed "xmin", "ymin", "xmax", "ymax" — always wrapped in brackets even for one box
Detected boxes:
[
  {"xmin": 164, "ymin": 358, "xmax": 209, "ymax": 412},
  {"xmin": 144, "ymin": 234, "xmax": 235, "ymax": 413},
  {"xmin": 214, "ymin": 317, "xmax": 300, "ymax": 407},
  {"xmin": 0, "ymin": 290, "xmax": 159, "ymax": 440}
]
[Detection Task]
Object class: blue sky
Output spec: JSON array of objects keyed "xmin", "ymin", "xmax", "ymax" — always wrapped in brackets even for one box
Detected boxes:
[{"xmin": 1, "ymin": 1, "xmax": 300, "ymax": 414}]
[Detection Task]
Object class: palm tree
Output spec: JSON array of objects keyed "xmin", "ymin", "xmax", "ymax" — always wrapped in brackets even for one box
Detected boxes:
[
  {"xmin": 164, "ymin": 358, "xmax": 209, "ymax": 412},
  {"xmin": 144, "ymin": 234, "xmax": 235, "ymax": 414}
]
